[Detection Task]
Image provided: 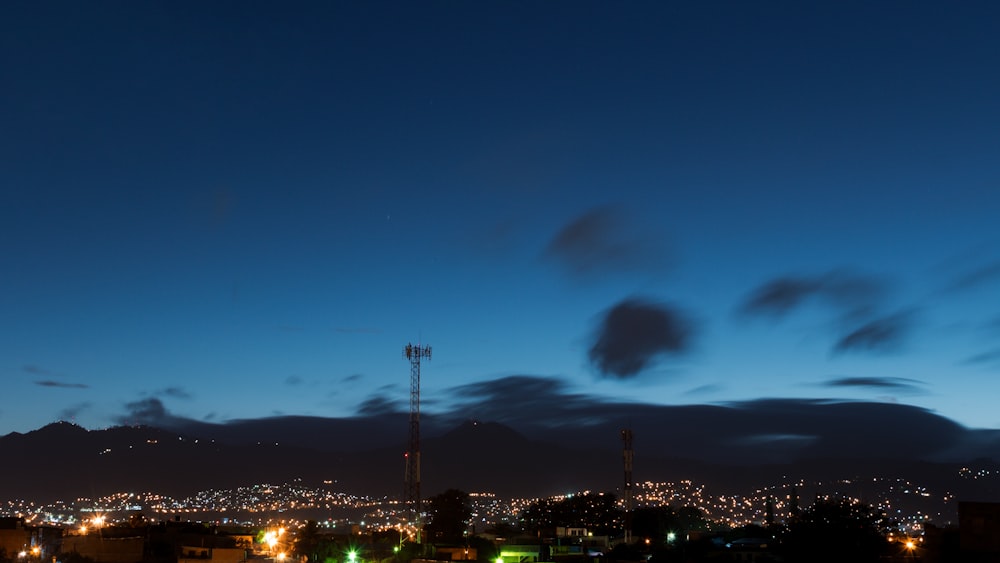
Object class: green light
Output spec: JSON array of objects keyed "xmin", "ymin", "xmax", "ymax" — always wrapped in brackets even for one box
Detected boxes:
[
  {"xmin": 393, "ymin": 547, "xmax": 400, "ymax": 553},
  {"xmin": 495, "ymin": 558, "xmax": 503, "ymax": 563},
  {"xmin": 348, "ymin": 551, "xmax": 357, "ymax": 563}
]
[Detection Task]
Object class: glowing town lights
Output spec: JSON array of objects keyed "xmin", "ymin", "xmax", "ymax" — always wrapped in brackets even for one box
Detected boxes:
[
  {"xmin": 264, "ymin": 531, "xmax": 278, "ymax": 549},
  {"xmin": 277, "ymin": 554, "xmax": 286, "ymax": 561}
]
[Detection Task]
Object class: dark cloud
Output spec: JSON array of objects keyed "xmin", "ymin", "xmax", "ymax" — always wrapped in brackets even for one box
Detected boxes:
[
  {"xmin": 544, "ymin": 206, "xmax": 668, "ymax": 278},
  {"xmin": 57, "ymin": 402, "xmax": 92, "ymax": 421},
  {"xmin": 441, "ymin": 375, "xmax": 978, "ymax": 464},
  {"xmin": 445, "ymin": 375, "xmax": 609, "ymax": 427},
  {"xmin": 739, "ymin": 277, "xmax": 825, "ymax": 317},
  {"xmin": 115, "ymin": 398, "xmax": 170, "ymax": 426},
  {"xmin": 342, "ymin": 374, "xmax": 363, "ymax": 383},
  {"xmin": 357, "ymin": 395, "xmax": 404, "ymax": 416},
  {"xmin": 160, "ymin": 387, "xmax": 193, "ymax": 399},
  {"xmin": 87, "ymin": 373, "xmax": 998, "ymax": 466},
  {"xmin": 34, "ymin": 380, "xmax": 88, "ymax": 389},
  {"xmin": 821, "ymin": 376, "xmax": 924, "ymax": 392},
  {"xmin": 739, "ymin": 272, "xmax": 912, "ymax": 355},
  {"xmin": 739, "ymin": 271, "xmax": 884, "ymax": 320},
  {"xmin": 589, "ymin": 298, "xmax": 694, "ymax": 378},
  {"xmin": 833, "ymin": 311, "xmax": 913, "ymax": 354},
  {"xmin": 285, "ymin": 375, "xmax": 304, "ymax": 386},
  {"xmin": 947, "ymin": 260, "xmax": 1000, "ymax": 292}
]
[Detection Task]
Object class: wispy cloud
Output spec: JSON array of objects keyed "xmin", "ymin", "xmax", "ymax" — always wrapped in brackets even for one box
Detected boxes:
[
  {"xmin": 684, "ymin": 384, "xmax": 722, "ymax": 396},
  {"xmin": 739, "ymin": 271, "xmax": 914, "ymax": 355},
  {"xmin": 35, "ymin": 380, "xmax": 88, "ymax": 389},
  {"xmin": 357, "ymin": 395, "xmax": 404, "ymax": 416},
  {"xmin": 23, "ymin": 364, "xmax": 60, "ymax": 377},
  {"xmin": 159, "ymin": 387, "xmax": 193, "ymax": 400},
  {"xmin": 445, "ymin": 375, "xmax": 604, "ymax": 426},
  {"xmin": 589, "ymin": 298, "xmax": 694, "ymax": 378},
  {"xmin": 832, "ymin": 311, "xmax": 914, "ymax": 355},
  {"xmin": 285, "ymin": 375, "xmax": 304, "ymax": 386},
  {"xmin": 964, "ymin": 348, "xmax": 1000, "ymax": 365},
  {"xmin": 57, "ymin": 402, "xmax": 92, "ymax": 420},
  {"xmin": 821, "ymin": 376, "xmax": 925, "ymax": 392},
  {"xmin": 946, "ymin": 260, "xmax": 1000, "ymax": 292},
  {"xmin": 544, "ymin": 205, "xmax": 669, "ymax": 279},
  {"xmin": 739, "ymin": 271, "xmax": 884, "ymax": 320},
  {"xmin": 115, "ymin": 398, "xmax": 169, "ymax": 425}
]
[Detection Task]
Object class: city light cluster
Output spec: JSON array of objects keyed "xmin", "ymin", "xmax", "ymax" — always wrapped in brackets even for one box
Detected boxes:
[{"xmin": 1, "ymin": 467, "xmax": 984, "ymax": 534}]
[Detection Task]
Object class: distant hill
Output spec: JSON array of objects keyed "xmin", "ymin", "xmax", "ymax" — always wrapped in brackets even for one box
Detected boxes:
[{"xmin": 3, "ymin": 419, "xmax": 1000, "ymax": 509}]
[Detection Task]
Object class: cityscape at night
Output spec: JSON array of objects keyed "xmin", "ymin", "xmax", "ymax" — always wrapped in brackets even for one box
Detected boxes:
[
  {"xmin": 4, "ymin": 0, "xmax": 1000, "ymax": 561},
  {"xmin": 0, "ymin": 476, "xmax": 976, "ymax": 531}
]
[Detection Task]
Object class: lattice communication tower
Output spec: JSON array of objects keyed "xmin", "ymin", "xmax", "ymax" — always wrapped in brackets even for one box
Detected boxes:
[
  {"xmin": 621, "ymin": 428, "xmax": 634, "ymax": 544},
  {"xmin": 403, "ymin": 343, "xmax": 431, "ymax": 530}
]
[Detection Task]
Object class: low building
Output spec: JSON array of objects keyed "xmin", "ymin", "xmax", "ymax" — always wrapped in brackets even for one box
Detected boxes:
[
  {"xmin": 60, "ymin": 535, "xmax": 145, "ymax": 563},
  {"xmin": 0, "ymin": 517, "xmax": 30, "ymax": 558},
  {"xmin": 433, "ymin": 546, "xmax": 477, "ymax": 561},
  {"xmin": 178, "ymin": 546, "xmax": 247, "ymax": 563}
]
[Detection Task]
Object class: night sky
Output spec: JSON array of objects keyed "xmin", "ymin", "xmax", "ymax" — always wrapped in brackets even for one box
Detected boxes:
[{"xmin": 3, "ymin": 2, "xmax": 1000, "ymax": 439}]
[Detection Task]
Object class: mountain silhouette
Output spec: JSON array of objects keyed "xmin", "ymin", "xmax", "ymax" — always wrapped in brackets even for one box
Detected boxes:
[{"xmin": 3, "ymin": 418, "xmax": 1000, "ymax": 512}]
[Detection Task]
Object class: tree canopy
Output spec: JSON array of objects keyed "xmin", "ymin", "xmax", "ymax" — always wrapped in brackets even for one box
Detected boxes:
[{"xmin": 779, "ymin": 498, "xmax": 889, "ymax": 563}]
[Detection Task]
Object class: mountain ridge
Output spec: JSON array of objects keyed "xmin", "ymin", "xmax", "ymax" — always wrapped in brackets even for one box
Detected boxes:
[{"xmin": 2, "ymin": 418, "xmax": 1000, "ymax": 509}]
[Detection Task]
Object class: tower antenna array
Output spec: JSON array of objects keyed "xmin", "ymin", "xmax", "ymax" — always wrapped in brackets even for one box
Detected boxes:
[
  {"xmin": 621, "ymin": 428, "xmax": 634, "ymax": 544},
  {"xmin": 403, "ymin": 342, "xmax": 431, "ymax": 536}
]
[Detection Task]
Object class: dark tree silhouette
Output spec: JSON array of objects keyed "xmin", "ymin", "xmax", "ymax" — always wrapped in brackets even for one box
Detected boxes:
[
  {"xmin": 779, "ymin": 498, "xmax": 889, "ymax": 563},
  {"xmin": 292, "ymin": 520, "xmax": 341, "ymax": 563}
]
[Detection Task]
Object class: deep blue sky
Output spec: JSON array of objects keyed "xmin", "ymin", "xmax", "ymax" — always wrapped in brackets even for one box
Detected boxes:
[{"xmin": 3, "ymin": 1, "xmax": 999, "ymax": 436}]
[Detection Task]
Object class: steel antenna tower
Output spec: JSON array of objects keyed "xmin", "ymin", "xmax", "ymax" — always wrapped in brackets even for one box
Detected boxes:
[
  {"xmin": 403, "ymin": 342, "xmax": 431, "ymax": 537},
  {"xmin": 621, "ymin": 428, "xmax": 634, "ymax": 544}
]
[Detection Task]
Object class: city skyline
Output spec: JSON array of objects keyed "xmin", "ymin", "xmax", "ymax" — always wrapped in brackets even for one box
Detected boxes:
[{"xmin": 3, "ymin": 1, "xmax": 1000, "ymax": 443}]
